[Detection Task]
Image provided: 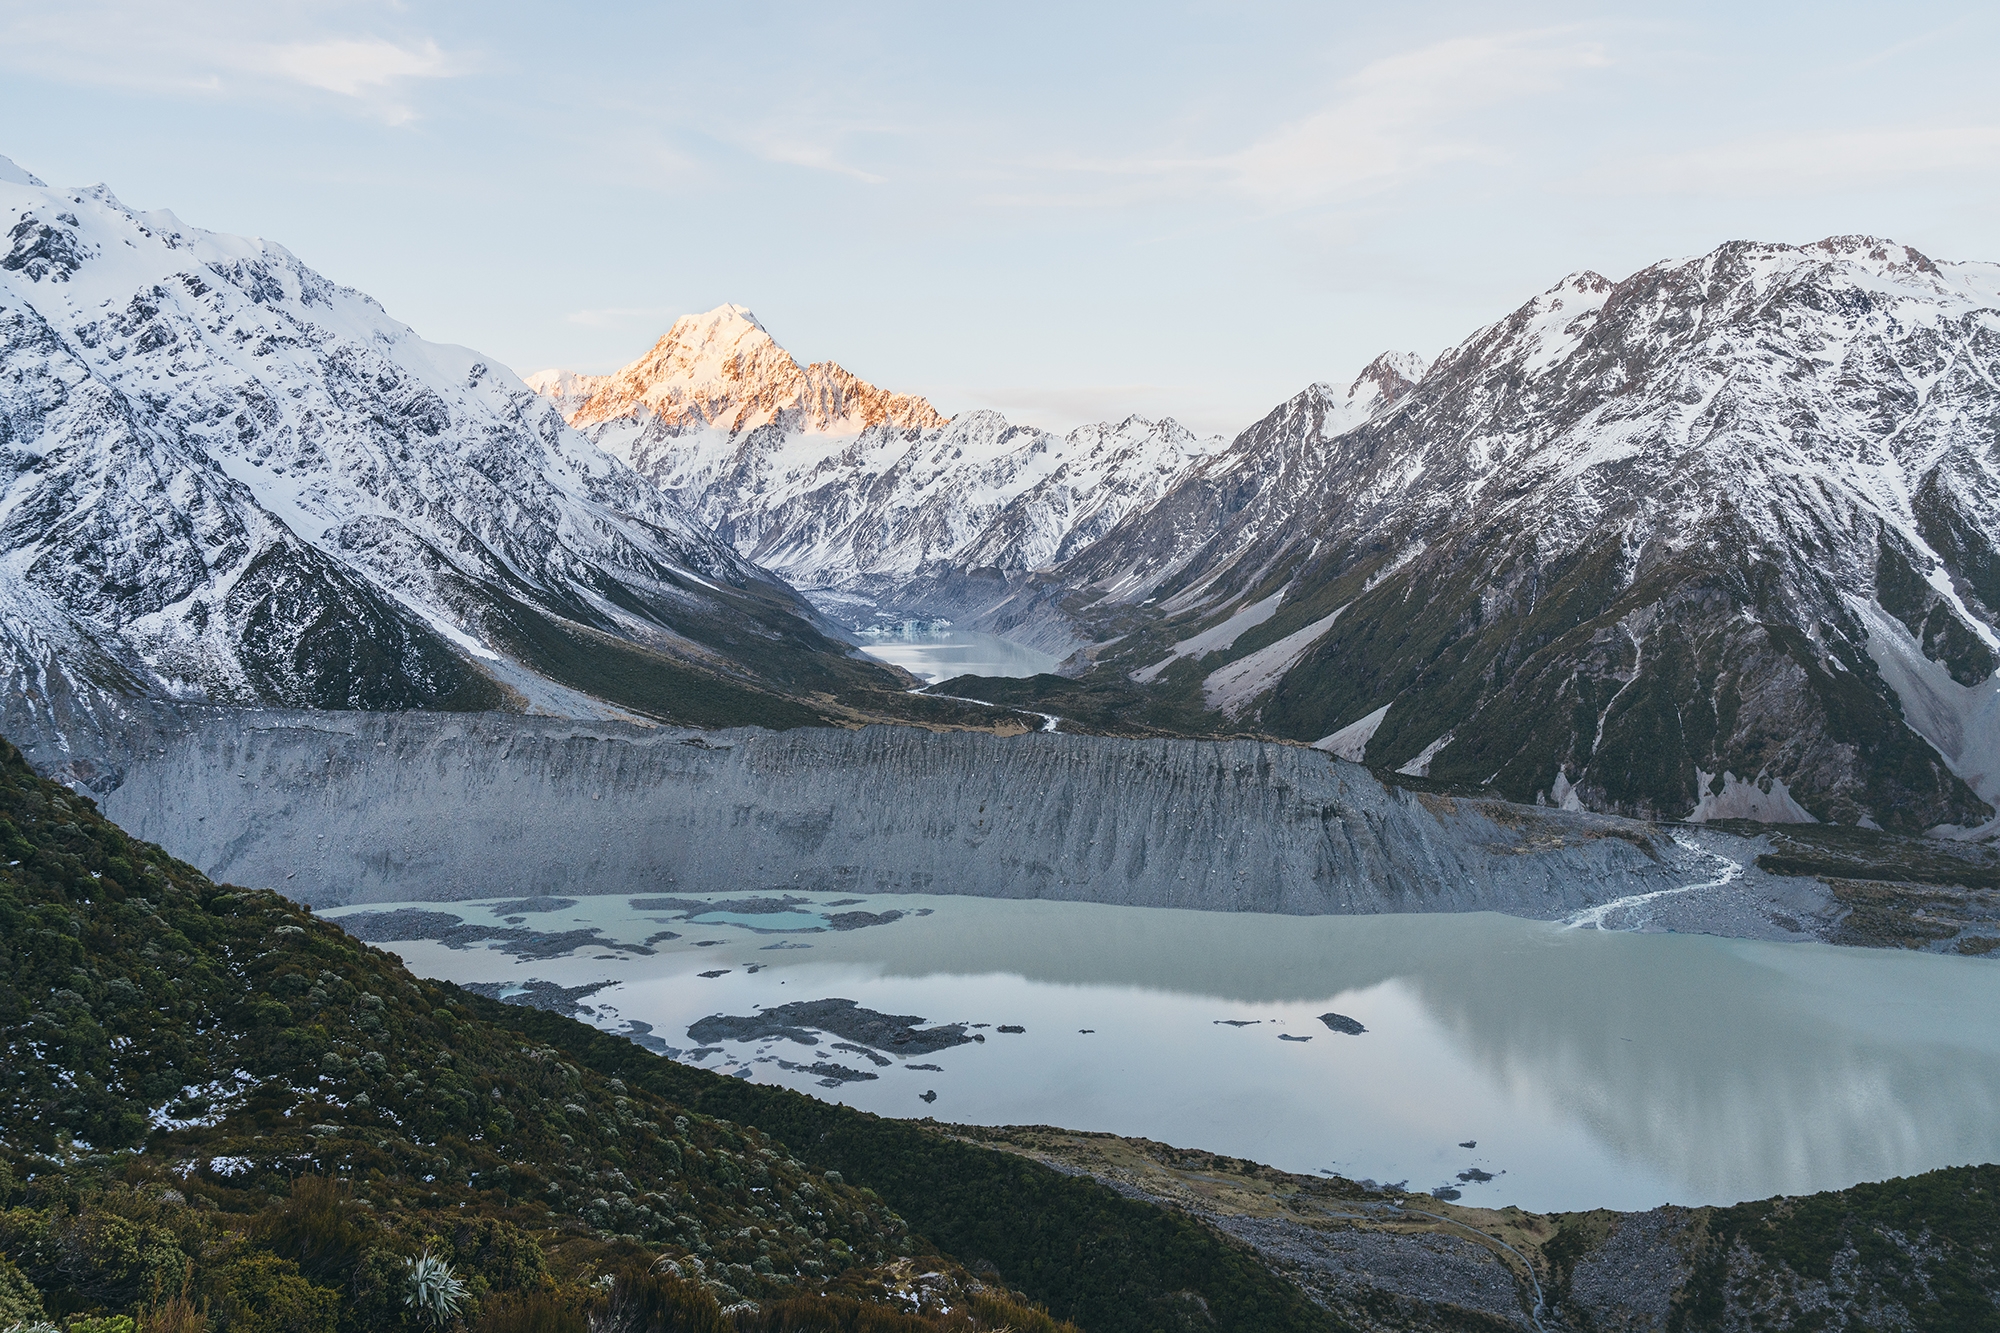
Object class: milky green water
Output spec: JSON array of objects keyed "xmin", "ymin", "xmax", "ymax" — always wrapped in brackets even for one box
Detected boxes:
[
  {"xmin": 325, "ymin": 893, "xmax": 2000, "ymax": 1213},
  {"xmin": 855, "ymin": 628, "xmax": 1058, "ymax": 682}
]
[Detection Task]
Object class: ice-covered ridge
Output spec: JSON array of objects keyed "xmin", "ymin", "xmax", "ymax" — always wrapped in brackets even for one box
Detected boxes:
[{"xmin": 563, "ymin": 304, "xmax": 948, "ymax": 439}]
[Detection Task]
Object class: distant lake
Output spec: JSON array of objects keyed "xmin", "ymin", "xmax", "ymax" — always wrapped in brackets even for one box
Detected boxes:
[
  {"xmin": 325, "ymin": 893, "xmax": 2000, "ymax": 1214},
  {"xmin": 855, "ymin": 627, "xmax": 1058, "ymax": 682}
]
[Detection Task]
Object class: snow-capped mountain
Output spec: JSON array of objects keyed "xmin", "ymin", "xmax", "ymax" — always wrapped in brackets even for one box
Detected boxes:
[
  {"xmin": 531, "ymin": 306, "xmax": 1230, "ymax": 622},
  {"xmin": 564, "ymin": 304, "xmax": 948, "ymax": 440},
  {"xmin": 0, "ymin": 155, "xmax": 908, "ymax": 766},
  {"xmin": 1054, "ymin": 350, "xmax": 1432, "ymax": 609},
  {"xmin": 1044, "ymin": 237, "xmax": 2000, "ymax": 833}
]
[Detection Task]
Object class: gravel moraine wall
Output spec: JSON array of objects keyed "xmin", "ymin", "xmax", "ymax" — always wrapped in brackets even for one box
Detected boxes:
[{"xmin": 30, "ymin": 708, "xmax": 1834, "ymax": 933}]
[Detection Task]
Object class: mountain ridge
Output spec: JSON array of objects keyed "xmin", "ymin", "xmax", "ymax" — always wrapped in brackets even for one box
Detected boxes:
[
  {"xmin": 529, "ymin": 307, "xmax": 1231, "ymax": 606},
  {"xmin": 992, "ymin": 235, "xmax": 2000, "ymax": 833},
  {"xmin": 532, "ymin": 311, "xmax": 1427, "ymax": 641},
  {"xmin": 554, "ymin": 303, "xmax": 949, "ymax": 439}
]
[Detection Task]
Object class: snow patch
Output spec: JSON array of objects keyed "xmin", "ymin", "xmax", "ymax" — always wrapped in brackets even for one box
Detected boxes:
[
  {"xmin": 1200, "ymin": 606, "xmax": 1348, "ymax": 716},
  {"xmin": 1396, "ymin": 732, "xmax": 1455, "ymax": 778},
  {"xmin": 0, "ymin": 154, "xmax": 45, "ymax": 187},
  {"xmin": 1132, "ymin": 587, "xmax": 1287, "ymax": 682},
  {"xmin": 522, "ymin": 368, "xmax": 614, "ymax": 421},
  {"xmin": 1516, "ymin": 272, "xmax": 1613, "ymax": 375},
  {"xmin": 1363, "ymin": 541, "xmax": 1426, "ymax": 592},
  {"xmin": 1312, "ymin": 704, "xmax": 1390, "ymax": 762},
  {"xmin": 1849, "ymin": 597, "xmax": 2000, "ymax": 809}
]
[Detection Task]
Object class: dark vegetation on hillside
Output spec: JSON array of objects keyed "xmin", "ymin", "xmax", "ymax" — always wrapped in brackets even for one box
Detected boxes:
[
  {"xmin": 1701, "ymin": 820, "xmax": 2000, "ymax": 891},
  {"xmin": 1664, "ymin": 1165, "xmax": 2000, "ymax": 1332},
  {"xmin": 1693, "ymin": 820, "xmax": 2000, "ymax": 954},
  {"xmin": 470, "ymin": 1003, "xmax": 1339, "ymax": 1333},
  {"xmin": 221, "ymin": 546, "xmax": 510, "ymax": 715},
  {"xmin": 923, "ymin": 672, "xmax": 1233, "ymax": 739},
  {"xmin": 1006, "ymin": 509, "xmax": 1993, "ymax": 832},
  {"xmin": 1541, "ymin": 1166, "xmax": 2000, "ymax": 1333}
]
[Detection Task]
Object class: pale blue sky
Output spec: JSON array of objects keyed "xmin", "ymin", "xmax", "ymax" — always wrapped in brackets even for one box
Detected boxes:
[{"xmin": 4, "ymin": 1, "xmax": 1996, "ymax": 436}]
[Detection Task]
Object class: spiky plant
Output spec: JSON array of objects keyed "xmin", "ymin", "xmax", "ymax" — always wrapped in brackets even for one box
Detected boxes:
[{"xmin": 404, "ymin": 1250, "xmax": 468, "ymax": 1326}]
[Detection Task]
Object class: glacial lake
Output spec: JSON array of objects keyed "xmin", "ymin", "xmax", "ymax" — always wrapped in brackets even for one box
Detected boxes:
[
  {"xmin": 323, "ymin": 893, "xmax": 2000, "ymax": 1214},
  {"xmin": 855, "ymin": 628, "xmax": 1059, "ymax": 683}
]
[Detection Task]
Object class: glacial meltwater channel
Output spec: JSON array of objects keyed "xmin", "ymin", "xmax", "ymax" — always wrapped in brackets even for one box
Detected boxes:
[
  {"xmin": 323, "ymin": 893, "xmax": 2000, "ymax": 1214},
  {"xmin": 854, "ymin": 627, "xmax": 1059, "ymax": 682}
]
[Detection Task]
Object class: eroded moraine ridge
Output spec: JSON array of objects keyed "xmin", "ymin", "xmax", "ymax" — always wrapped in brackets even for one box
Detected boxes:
[{"xmin": 71, "ymin": 708, "xmax": 1836, "ymax": 939}]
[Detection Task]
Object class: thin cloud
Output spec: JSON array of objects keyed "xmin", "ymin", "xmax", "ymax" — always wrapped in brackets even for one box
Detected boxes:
[
  {"xmin": 267, "ymin": 37, "xmax": 456, "ymax": 98},
  {"xmin": 0, "ymin": 3, "xmax": 464, "ymax": 120},
  {"xmin": 1837, "ymin": 18, "xmax": 1975, "ymax": 72},
  {"xmin": 742, "ymin": 134, "xmax": 887, "ymax": 184},
  {"xmin": 1223, "ymin": 31, "xmax": 1610, "ymax": 205},
  {"xmin": 1621, "ymin": 124, "xmax": 2000, "ymax": 194},
  {"xmin": 985, "ymin": 29, "xmax": 1610, "ymax": 212},
  {"xmin": 723, "ymin": 121, "xmax": 890, "ymax": 184}
]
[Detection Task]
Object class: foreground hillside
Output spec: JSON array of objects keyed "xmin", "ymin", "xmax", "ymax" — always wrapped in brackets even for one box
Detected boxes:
[{"xmin": 945, "ymin": 1125, "xmax": 2000, "ymax": 1333}]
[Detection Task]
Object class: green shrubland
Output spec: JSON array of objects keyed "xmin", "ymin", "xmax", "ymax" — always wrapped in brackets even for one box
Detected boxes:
[{"xmin": 474, "ymin": 1001, "xmax": 1340, "ymax": 1333}]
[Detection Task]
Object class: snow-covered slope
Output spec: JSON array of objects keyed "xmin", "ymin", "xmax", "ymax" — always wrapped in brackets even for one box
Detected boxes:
[
  {"xmin": 1048, "ymin": 238, "xmax": 2000, "ymax": 833},
  {"xmin": 520, "ymin": 367, "xmax": 611, "ymax": 421},
  {"xmin": 0, "ymin": 156, "xmax": 905, "ymax": 761},
  {"xmin": 532, "ymin": 307, "xmax": 1231, "ymax": 616},
  {"xmin": 1054, "ymin": 350, "xmax": 1432, "ymax": 609}
]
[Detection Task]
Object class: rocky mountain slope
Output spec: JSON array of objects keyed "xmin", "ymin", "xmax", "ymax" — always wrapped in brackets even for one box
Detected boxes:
[
  {"xmin": 0, "ymin": 156, "xmax": 943, "ymax": 763},
  {"xmin": 999, "ymin": 237, "xmax": 2000, "ymax": 835},
  {"xmin": 533, "ymin": 306, "xmax": 1234, "ymax": 625}
]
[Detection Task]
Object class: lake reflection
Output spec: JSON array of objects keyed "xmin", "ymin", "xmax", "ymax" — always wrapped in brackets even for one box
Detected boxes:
[
  {"xmin": 326, "ymin": 894, "xmax": 2000, "ymax": 1212},
  {"xmin": 855, "ymin": 627, "xmax": 1058, "ymax": 682}
]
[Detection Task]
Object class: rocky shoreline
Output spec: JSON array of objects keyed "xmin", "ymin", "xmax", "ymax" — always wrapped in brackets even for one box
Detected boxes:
[{"xmin": 946, "ymin": 1124, "xmax": 1998, "ymax": 1332}]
